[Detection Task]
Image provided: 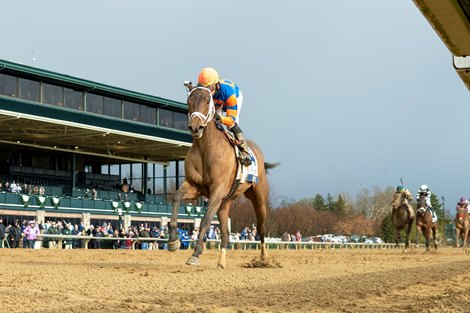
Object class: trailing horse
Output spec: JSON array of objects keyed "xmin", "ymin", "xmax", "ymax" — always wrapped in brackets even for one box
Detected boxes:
[
  {"xmin": 168, "ymin": 85, "xmax": 278, "ymax": 268},
  {"xmin": 455, "ymin": 207, "xmax": 470, "ymax": 252},
  {"xmin": 415, "ymin": 194, "xmax": 438, "ymax": 251},
  {"xmin": 390, "ymin": 189, "xmax": 414, "ymax": 250}
]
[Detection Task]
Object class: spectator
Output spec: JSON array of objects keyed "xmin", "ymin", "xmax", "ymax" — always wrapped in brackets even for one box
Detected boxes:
[
  {"xmin": 23, "ymin": 221, "xmax": 39, "ymax": 249},
  {"xmin": 208, "ymin": 225, "xmax": 216, "ymax": 240},
  {"xmin": 240, "ymin": 227, "xmax": 248, "ymax": 240},
  {"xmin": 39, "ymin": 186, "xmax": 45, "ymax": 196},
  {"xmin": 295, "ymin": 230, "xmax": 302, "ymax": 242},
  {"xmin": 32, "ymin": 185, "xmax": 39, "ymax": 194},
  {"xmin": 10, "ymin": 181, "xmax": 18, "ymax": 193},
  {"xmin": 71, "ymin": 224, "xmax": 81, "ymax": 249},
  {"xmin": 46, "ymin": 221, "xmax": 60, "ymax": 249},
  {"xmin": 139, "ymin": 227, "xmax": 150, "ymax": 250},
  {"xmin": 111, "ymin": 229, "xmax": 120, "ymax": 249},
  {"xmin": 9, "ymin": 220, "xmax": 21, "ymax": 248},
  {"xmin": 62, "ymin": 223, "xmax": 73, "ymax": 249},
  {"xmin": 0, "ymin": 217, "xmax": 5, "ymax": 248},
  {"xmin": 125, "ymin": 226, "xmax": 135, "ymax": 249},
  {"xmin": 281, "ymin": 231, "xmax": 290, "ymax": 242}
]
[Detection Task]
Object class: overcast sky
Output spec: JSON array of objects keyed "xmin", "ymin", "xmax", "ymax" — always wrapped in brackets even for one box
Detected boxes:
[{"xmin": 2, "ymin": 1, "xmax": 469, "ymax": 210}]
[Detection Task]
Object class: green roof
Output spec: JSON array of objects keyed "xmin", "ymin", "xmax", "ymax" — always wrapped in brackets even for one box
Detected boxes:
[{"xmin": 0, "ymin": 58, "xmax": 187, "ymax": 111}]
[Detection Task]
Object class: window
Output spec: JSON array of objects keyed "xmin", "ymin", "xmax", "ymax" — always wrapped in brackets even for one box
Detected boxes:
[
  {"xmin": 104, "ymin": 97, "xmax": 122, "ymax": 118},
  {"xmin": 174, "ymin": 112, "xmax": 188, "ymax": 130},
  {"xmin": 42, "ymin": 83, "xmax": 63, "ymax": 106},
  {"xmin": 123, "ymin": 101, "xmax": 140, "ymax": 121},
  {"xmin": 86, "ymin": 93, "xmax": 104, "ymax": 114},
  {"xmin": 0, "ymin": 73, "xmax": 17, "ymax": 97},
  {"xmin": 140, "ymin": 105, "xmax": 156, "ymax": 124},
  {"xmin": 158, "ymin": 108, "xmax": 173, "ymax": 128},
  {"xmin": 64, "ymin": 88, "xmax": 83, "ymax": 111},
  {"xmin": 18, "ymin": 78, "xmax": 40, "ymax": 102}
]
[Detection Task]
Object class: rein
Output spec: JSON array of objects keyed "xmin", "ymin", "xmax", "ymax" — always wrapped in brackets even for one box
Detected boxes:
[{"xmin": 188, "ymin": 87, "xmax": 215, "ymax": 128}]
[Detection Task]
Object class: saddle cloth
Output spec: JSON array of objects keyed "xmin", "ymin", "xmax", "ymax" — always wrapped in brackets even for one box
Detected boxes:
[{"xmin": 235, "ymin": 146, "xmax": 258, "ymax": 184}]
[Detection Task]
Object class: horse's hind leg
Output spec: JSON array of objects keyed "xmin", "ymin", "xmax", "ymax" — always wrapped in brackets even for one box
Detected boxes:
[
  {"xmin": 245, "ymin": 187, "xmax": 268, "ymax": 260},
  {"xmin": 432, "ymin": 226, "xmax": 438, "ymax": 250},
  {"xmin": 215, "ymin": 200, "xmax": 232, "ymax": 269},
  {"xmin": 168, "ymin": 181, "xmax": 199, "ymax": 252}
]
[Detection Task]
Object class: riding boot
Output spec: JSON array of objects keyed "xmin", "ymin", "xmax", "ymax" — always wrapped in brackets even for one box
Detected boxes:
[{"xmin": 230, "ymin": 124, "xmax": 252, "ymax": 166}]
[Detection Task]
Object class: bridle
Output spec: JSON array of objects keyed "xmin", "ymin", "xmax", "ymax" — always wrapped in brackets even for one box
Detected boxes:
[{"xmin": 188, "ymin": 86, "xmax": 215, "ymax": 128}]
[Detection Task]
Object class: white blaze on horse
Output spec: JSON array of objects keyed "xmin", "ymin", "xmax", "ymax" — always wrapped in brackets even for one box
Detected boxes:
[{"xmin": 168, "ymin": 85, "xmax": 278, "ymax": 268}]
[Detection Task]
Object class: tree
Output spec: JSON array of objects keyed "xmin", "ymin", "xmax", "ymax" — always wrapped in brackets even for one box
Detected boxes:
[
  {"xmin": 379, "ymin": 213, "xmax": 395, "ymax": 243},
  {"xmin": 312, "ymin": 193, "xmax": 326, "ymax": 210},
  {"xmin": 326, "ymin": 193, "xmax": 335, "ymax": 211},
  {"xmin": 355, "ymin": 186, "xmax": 395, "ymax": 221},
  {"xmin": 333, "ymin": 194, "xmax": 347, "ymax": 215},
  {"xmin": 430, "ymin": 193, "xmax": 444, "ymax": 220}
]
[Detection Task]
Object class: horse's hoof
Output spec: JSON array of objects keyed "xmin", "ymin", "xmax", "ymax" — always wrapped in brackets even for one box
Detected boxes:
[
  {"xmin": 168, "ymin": 240, "xmax": 180, "ymax": 252},
  {"xmin": 217, "ymin": 263, "xmax": 225, "ymax": 269},
  {"xmin": 186, "ymin": 256, "xmax": 200, "ymax": 266}
]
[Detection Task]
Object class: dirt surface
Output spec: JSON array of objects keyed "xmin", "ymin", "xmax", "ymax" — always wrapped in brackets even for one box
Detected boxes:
[{"xmin": 1, "ymin": 246, "xmax": 470, "ymax": 313}]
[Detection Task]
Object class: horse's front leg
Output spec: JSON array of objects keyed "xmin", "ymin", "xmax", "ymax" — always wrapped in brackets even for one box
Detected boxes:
[
  {"xmin": 405, "ymin": 221, "xmax": 412, "ymax": 249},
  {"xmin": 425, "ymin": 228, "xmax": 431, "ymax": 252},
  {"xmin": 462, "ymin": 229, "xmax": 468, "ymax": 253},
  {"xmin": 186, "ymin": 195, "xmax": 224, "ymax": 266},
  {"xmin": 168, "ymin": 181, "xmax": 199, "ymax": 252},
  {"xmin": 415, "ymin": 225, "xmax": 421, "ymax": 248},
  {"xmin": 456, "ymin": 228, "xmax": 461, "ymax": 248},
  {"xmin": 215, "ymin": 200, "xmax": 232, "ymax": 269}
]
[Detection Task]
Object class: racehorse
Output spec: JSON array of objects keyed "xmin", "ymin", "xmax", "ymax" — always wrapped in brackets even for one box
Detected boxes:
[
  {"xmin": 415, "ymin": 194, "xmax": 438, "ymax": 251},
  {"xmin": 168, "ymin": 85, "xmax": 277, "ymax": 268},
  {"xmin": 455, "ymin": 207, "xmax": 470, "ymax": 252},
  {"xmin": 390, "ymin": 189, "xmax": 414, "ymax": 249}
]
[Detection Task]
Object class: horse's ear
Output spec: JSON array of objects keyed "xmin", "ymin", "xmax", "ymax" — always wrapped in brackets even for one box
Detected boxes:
[{"xmin": 184, "ymin": 81, "xmax": 194, "ymax": 92}]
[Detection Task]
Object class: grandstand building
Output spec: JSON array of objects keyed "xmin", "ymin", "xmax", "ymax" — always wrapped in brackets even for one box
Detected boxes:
[{"xmin": 0, "ymin": 58, "xmax": 202, "ymax": 230}]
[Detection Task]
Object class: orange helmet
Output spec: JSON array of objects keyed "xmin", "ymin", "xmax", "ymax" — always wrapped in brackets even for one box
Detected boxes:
[{"xmin": 197, "ymin": 67, "xmax": 219, "ymax": 87}]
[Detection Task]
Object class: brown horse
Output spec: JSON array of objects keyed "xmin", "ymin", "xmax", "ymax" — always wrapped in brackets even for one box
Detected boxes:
[
  {"xmin": 415, "ymin": 194, "xmax": 438, "ymax": 251},
  {"xmin": 168, "ymin": 85, "xmax": 277, "ymax": 268},
  {"xmin": 390, "ymin": 189, "xmax": 414, "ymax": 249},
  {"xmin": 455, "ymin": 207, "xmax": 470, "ymax": 251}
]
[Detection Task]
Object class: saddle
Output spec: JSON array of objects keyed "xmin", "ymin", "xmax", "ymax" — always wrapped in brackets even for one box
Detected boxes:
[{"xmin": 215, "ymin": 119, "xmax": 249, "ymax": 163}]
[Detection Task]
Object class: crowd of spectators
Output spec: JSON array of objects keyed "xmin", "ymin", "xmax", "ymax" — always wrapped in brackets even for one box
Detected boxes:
[
  {"xmin": 0, "ymin": 180, "xmax": 45, "ymax": 195},
  {"xmin": 0, "ymin": 218, "xmax": 185, "ymax": 250}
]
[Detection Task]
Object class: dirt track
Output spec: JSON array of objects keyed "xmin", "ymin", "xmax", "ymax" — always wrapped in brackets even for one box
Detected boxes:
[{"xmin": 1, "ymin": 247, "xmax": 470, "ymax": 313}]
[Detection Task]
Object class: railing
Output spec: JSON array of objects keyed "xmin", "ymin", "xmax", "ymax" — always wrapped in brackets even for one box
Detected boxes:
[{"xmin": 5, "ymin": 234, "xmax": 410, "ymax": 250}]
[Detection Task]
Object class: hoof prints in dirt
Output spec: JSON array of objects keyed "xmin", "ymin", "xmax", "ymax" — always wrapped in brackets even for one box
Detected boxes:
[{"xmin": 243, "ymin": 256, "xmax": 282, "ymax": 268}]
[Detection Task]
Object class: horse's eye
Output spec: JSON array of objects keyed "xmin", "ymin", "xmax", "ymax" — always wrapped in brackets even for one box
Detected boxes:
[{"xmin": 206, "ymin": 99, "xmax": 211, "ymax": 104}]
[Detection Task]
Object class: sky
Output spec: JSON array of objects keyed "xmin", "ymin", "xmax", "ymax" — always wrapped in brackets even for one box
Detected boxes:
[{"xmin": 1, "ymin": 1, "xmax": 469, "ymax": 211}]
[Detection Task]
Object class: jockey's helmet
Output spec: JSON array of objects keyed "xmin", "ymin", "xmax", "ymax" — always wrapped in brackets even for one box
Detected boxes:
[
  {"xmin": 396, "ymin": 185, "xmax": 404, "ymax": 192},
  {"xmin": 459, "ymin": 197, "xmax": 467, "ymax": 203},
  {"xmin": 198, "ymin": 67, "xmax": 219, "ymax": 87},
  {"xmin": 419, "ymin": 184, "xmax": 429, "ymax": 192}
]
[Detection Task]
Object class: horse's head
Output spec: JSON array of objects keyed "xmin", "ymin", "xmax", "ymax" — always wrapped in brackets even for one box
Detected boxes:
[
  {"xmin": 417, "ymin": 194, "xmax": 427, "ymax": 214},
  {"xmin": 186, "ymin": 86, "xmax": 215, "ymax": 138}
]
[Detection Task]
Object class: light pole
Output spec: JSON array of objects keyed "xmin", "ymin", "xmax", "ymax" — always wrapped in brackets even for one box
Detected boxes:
[
  {"xmin": 441, "ymin": 196, "xmax": 445, "ymax": 219},
  {"xmin": 118, "ymin": 208, "xmax": 123, "ymax": 232}
]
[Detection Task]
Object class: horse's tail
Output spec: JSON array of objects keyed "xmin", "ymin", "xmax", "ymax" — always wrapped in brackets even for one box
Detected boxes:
[{"xmin": 265, "ymin": 162, "xmax": 280, "ymax": 174}]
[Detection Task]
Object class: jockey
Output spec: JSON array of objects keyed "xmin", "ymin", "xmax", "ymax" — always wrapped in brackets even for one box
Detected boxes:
[
  {"xmin": 197, "ymin": 67, "xmax": 252, "ymax": 166},
  {"xmin": 392, "ymin": 185, "xmax": 414, "ymax": 218},
  {"xmin": 416, "ymin": 184, "xmax": 437, "ymax": 221},
  {"xmin": 456, "ymin": 197, "xmax": 470, "ymax": 214}
]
